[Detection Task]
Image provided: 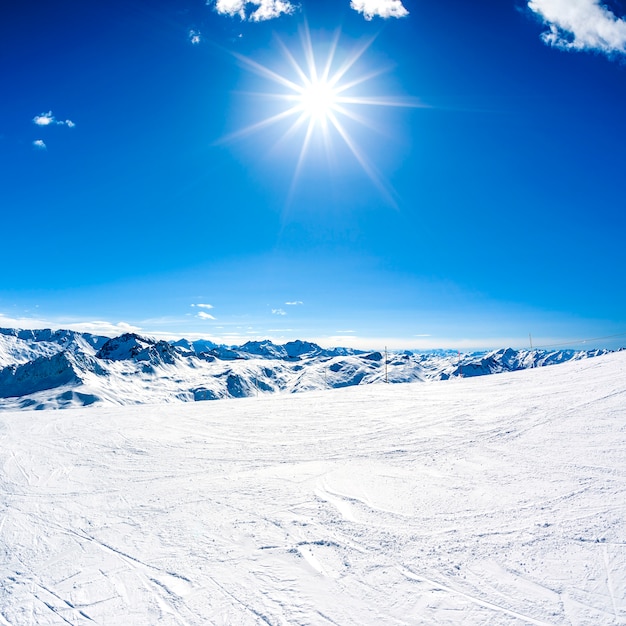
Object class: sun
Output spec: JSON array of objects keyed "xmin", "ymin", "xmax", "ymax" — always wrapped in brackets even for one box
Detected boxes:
[
  {"xmin": 298, "ymin": 78, "xmax": 338, "ymax": 121},
  {"xmin": 224, "ymin": 24, "xmax": 420, "ymax": 200}
]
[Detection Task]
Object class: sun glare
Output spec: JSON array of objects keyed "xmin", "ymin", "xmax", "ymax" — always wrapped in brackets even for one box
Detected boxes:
[
  {"xmin": 299, "ymin": 79, "xmax": 338, "ymax": 121},
  {"xmin": 225, "ymin": 24, "xmax": 420, "ymax": 201}
]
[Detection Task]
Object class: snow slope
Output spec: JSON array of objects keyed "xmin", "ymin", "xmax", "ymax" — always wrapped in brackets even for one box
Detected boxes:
[{"xmin": 0, "ymin": 351, "xmax": 624, "ymax": 624}]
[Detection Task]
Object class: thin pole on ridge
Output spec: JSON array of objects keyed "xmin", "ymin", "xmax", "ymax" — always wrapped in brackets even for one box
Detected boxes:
[{"xmin": 385, "ymin": 346, "xmax": 388, "ymax": 384}]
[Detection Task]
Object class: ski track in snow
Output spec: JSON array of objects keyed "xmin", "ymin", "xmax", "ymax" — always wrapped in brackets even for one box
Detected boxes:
[{"xmin": 0, "ymin": 352, "xmax": 625, "ymax": 624}]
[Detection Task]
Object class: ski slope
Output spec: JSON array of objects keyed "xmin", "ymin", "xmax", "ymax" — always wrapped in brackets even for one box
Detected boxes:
[{"xmin": 0, "ymin": 351, "xmax": 625, "ymax": 624}]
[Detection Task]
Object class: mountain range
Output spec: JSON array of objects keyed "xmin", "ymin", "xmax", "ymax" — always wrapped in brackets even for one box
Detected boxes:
[{"xmin": 0, "ymin": 327, "xmax": 613, "ymax": 411}]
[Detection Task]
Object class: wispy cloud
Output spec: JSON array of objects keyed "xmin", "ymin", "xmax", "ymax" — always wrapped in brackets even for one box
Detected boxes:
[
  {"xmin": 189, "ymin": 29, "xmax": 201, "ymax": 44},
  {"xmin": 0, "ymin": 314, "xmax": 140, "ymax": 337},
  {"xmin": 197, "ymin": 311, "xmax": 216, "ymax": 320},
  {"xmin": 272, "ymin": 308, "xmax": 287, "ymax": 316},
  {"xmin": 33, "ymin": 111, "xmax": 76, "ymax": 127},
  {"xmin": 191, "ymin": 303, "xmax": 214, "ymax": 309},
  {"xmin": 65, "ymin": 321, "xmax": 141, "ymax": 335},
  {"xmin": 285, "ymin": 301, "xmax": 303, "ymax": 306},
  {"xmin": 32, "ymin": 139, "xmax": 47, "ymax": 150},
  {"xmin": 350, "ymin": 0, "xmax": 409, "ymax": 20},
  {"xmin": 528, "ymin": 0, "xmax": 626, "ymax": 55},
  {"xmin": 211, "ymin": 0, "xmax": 295, "ymax": 21}
]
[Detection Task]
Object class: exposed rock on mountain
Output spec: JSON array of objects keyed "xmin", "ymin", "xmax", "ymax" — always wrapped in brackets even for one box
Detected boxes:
[{"xmin": 96, "ymin": 333, "xmax": 180, "ymax": 365}]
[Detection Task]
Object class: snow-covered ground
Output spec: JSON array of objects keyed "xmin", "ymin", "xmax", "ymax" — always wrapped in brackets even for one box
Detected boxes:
[{"xmin": 1, "ymin": 351, "xmax": 624, "ymax": 625}]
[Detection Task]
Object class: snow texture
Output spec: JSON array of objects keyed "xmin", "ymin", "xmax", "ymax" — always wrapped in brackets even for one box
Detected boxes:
[{"xmin": 0, "ymin": 350, "xmax": 624, "ymax": 624}]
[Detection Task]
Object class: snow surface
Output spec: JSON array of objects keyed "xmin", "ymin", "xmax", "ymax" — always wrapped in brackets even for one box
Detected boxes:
[{"xmin": 0, "ymin": 351, "xmax": 625, "ymax": 624}]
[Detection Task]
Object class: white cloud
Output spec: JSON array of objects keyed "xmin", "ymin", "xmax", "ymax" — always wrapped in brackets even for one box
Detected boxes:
[
  {"xmin": 32, "ymin": 139, "xmax": 47, "ymax": 150},
  {"xmin": 66, "ymin": 321, "xmax": 141, "ymax": 335},
  {"xmin": 191, "ymin": 303, "xmax": 214, "ymax": 309},
  {"xmin": 197, "ymin": 311, "xmax": 216, "ymax": 320},
  {"xmin": 211, "ymin": 0, "xmax": 295, "ymax": 21},
  {"xmin": 350, "ymin": 0, "xmax": 408, "ymax": 20},
  {"xmin": 272, "ymin": 308, "xmax": 287, "ymax": 316},
  {"xmin": 285, "ymin": 301, "xmax": 303, "ymax": 306},
  {"xmin": 33, "ymin": 112, "xmax": 54, "ymax": 126},
  {"xmin": 213, "ymin": 0, "xmax": 244, "ymax": 18},
  {"xmin": 189, "ymin": 29, "xmax": 201, "ymax": 44},
  {"xmin": 528, "ymin": 0, "xmax": 626, "ymax": 54},
  {"xmin": 0, "ymin": 314, "xmax": 140, "ymax": 337},
  {"xmin": 249, "ymin": 0, "xmax": 294, "ymax": 21},
  {"xmin": 316, "ymin": 334, "xmax": 533, "ymax": 351},
  {"xmin": 33, "ymin": 111, "xmax": 76, "ymax": 127}
]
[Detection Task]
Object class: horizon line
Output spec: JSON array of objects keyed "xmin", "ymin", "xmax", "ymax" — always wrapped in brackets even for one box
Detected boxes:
[{"xmin": 1, "ymin": 320, "xmax": 624, "ymax": 353}]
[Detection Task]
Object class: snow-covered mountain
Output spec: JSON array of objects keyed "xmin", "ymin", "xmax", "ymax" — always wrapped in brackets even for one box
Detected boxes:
[{"xmin": 0, "ymin": 327, "xmax": 614, "ymax": 410}]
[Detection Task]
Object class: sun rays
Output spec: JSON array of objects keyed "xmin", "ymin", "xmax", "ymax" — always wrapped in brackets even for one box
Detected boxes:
[{"xmin": 224, "ymin": 24, "xmax": 421, "ymax": 203}]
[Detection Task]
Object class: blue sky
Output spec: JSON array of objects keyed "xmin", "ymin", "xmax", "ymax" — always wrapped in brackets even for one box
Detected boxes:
[{"xmin": 2, "ymin": 0, "xmax": 626, "ymax": 350}]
